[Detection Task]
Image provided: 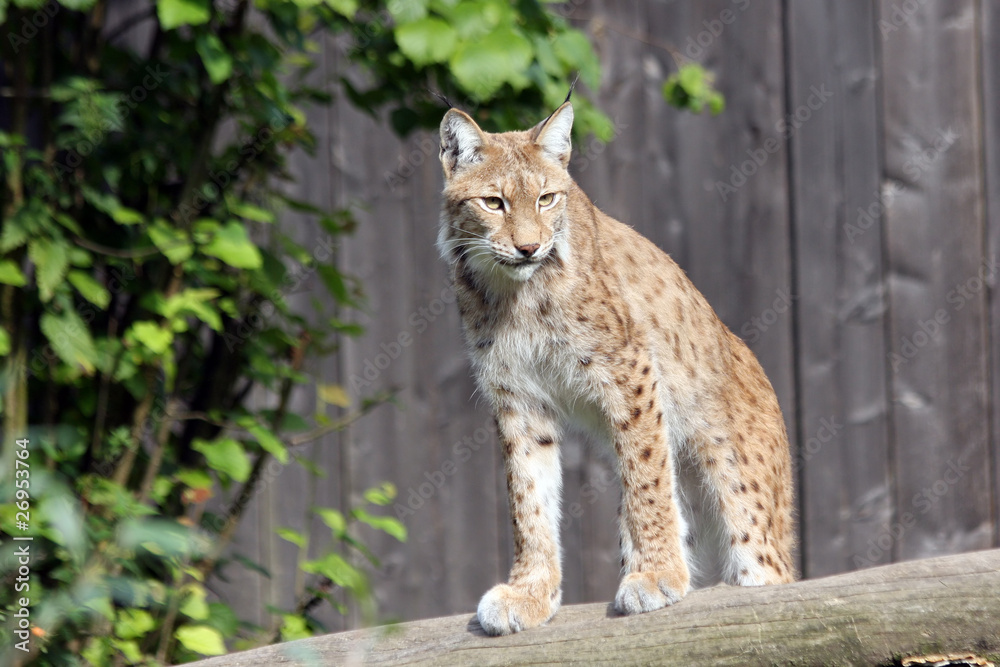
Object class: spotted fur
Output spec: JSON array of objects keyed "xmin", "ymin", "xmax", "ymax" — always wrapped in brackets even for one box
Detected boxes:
[{"xmin": 438, "ymin": 102, "xmax": 796, "ymax": 636}]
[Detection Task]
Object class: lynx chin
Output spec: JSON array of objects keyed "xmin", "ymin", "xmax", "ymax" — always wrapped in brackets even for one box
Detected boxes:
[{"xmin": 437, "ymin": 101, "xmax": 795, "ymax": 636}]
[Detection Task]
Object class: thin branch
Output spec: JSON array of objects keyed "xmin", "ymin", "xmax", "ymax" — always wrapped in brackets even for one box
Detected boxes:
[
  {"xmin": 168, "ymin": 390, "xmax": 393, "ymax": 449},
  {"xmin": 288, "ymin": 394, "xmax": 394, "ymax": 447},
  {"xmin": 574, "ymin": 13, "xmax": 685, "ymax": 68},
  {"xmin": 112, "ymin": 367, "xmax": 156, "ymax": 486},
  {"xmin": 105, "ymin": 7, "xmax": 157, "ymax": 44},
  {"xmin": 138, "ymin": 399, "xmax": 179, "ymax": 503},
  {"xmin": 72, "ymin": 236, "xmax": 162, "ymax": 258}
]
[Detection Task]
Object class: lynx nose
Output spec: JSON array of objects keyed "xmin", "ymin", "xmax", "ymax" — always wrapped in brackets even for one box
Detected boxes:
[{"xmin": 516, "ymin": 243, "xmax": 540, "ymax": 258}]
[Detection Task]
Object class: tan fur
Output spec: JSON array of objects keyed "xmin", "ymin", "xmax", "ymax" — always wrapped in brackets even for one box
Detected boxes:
[{"xmin": 438, "ymin": 102, "xmax": 796, "ymax": 636}]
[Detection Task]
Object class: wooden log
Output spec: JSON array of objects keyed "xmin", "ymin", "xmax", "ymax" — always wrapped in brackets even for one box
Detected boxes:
[{"xmin": 190, "ymin": 550, "xmax": 1000, "ymax": 666}]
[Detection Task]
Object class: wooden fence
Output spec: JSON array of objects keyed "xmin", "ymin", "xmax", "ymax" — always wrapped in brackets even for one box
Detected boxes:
[{"xmin": 211, "ymin": 0, "xmax": 1000, "ymax": 633}]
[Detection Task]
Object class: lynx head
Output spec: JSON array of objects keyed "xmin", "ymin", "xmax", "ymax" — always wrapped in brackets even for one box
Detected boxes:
[{"xmin": 437, "ymin": 103, "xmax": 574, "ymax": 283}]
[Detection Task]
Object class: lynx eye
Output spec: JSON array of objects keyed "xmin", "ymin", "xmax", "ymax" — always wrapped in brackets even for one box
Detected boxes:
[
  {"xmin": 483, "ymin": 197, "xmax": 504, "ymax": 211},
  {"xmin": 538, "ymin": 193, "xmax": 555, "ymax": 207}
]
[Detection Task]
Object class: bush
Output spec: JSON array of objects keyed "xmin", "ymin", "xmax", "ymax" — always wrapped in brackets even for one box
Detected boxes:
[{"xmin": 0, "ymin": 0, "xmax": 609, "ymax": 663}]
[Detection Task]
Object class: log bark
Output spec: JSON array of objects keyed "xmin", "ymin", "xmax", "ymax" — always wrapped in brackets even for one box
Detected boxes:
[{"xmin": 190, "ymin": 550, "xmax": 1000, "ymax": 666}]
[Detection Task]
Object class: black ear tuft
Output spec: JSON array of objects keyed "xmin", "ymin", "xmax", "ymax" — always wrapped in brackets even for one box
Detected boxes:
[
  {"xmin": 428, "ymin": 88, "xmax": 454, "ymax": 109},
  {"xmin": 564, "ymin": 73, "xmax": 581, "ymax": 104},
  {"xmin": 439, "ymin": 109, "xmax": 486, "ymax": 177}
]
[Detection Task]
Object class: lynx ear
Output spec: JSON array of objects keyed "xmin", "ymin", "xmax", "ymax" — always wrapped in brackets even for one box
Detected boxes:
[
  {"xmin": 533, "ymin": 102, "xmax": 574, "ymax": 167},
  {"xmin": 440, "ymin": 109, "xmax": 486, "ymax": 178}
]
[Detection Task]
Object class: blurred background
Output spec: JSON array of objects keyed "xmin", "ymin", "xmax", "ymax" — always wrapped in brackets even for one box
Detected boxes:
[{"xmin": 1, "ymin": 0, "xmax": 998, "ymax": 663}]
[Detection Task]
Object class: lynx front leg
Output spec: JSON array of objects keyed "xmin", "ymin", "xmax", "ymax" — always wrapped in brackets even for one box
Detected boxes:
[
  {"xmin": 477, "ymin": 409, "xmax": 563, "ymax": 636},
  {"xmin": 610, "ymin": 376, "xmax": 690, "ymax": 615}
]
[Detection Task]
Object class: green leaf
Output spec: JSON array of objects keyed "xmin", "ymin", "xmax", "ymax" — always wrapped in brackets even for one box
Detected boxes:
[
  {"xmin": 177, "ymin": 469, "xmax": 213, "ymax": 489},
  {"xmin": 387, "ymin": 0, "xmax": 426, "ymax": 23},
  {"xmin": 202, "ymin": 221, "xmax": 263, "ymax": 269},
  {"xmin": 396, "ymin": 18, "xmax": 458, "ymax": 67},
  {"xmin": 442, "ymin": 0, "xmax": 510, "ymax": 40},
  {"xmin": 314, "ymin": 507, "xmax": 346, "ymax": 536},
  {"xmin": 179, "ymin": 584, "xmax": 210, "ymax": 620},
  {"xmin": 0, "ymin": 215, "xmax": 29, "ymax": 252},
  {"xmin": 662, "ymin": 64, "xmax": 725, "ymax": 116},
  {"xmin": 276, "ymin": 527, "xmax": 307, "ymax": 549},
  {"xmin": 127, "ymin": 321, "xmax": 174, "ymax": 355},
  {"xmin": 149, "ymin": 218, "xmax": 193, "ymax": 265},
  {"xmin": 352, "ymin": 508, "xmax": 407, "ymax": 541},
  {"xmin": 158, "ymin": 0, "xmax": 211, "ymax": 30},
  {"xmin": 229, "ymin": 201, "xmax": 275, "ymax": 223},
  {"xmin": 363, "ymin": 482, "xmax": 397, "ymax": 506},
  {"xmin": 40, "ymin": 308, "xmax": 99, "ymax": 373},
  {"xmin": 317, "ymin": 265, "xmax": 353, "ymax": 304},
  {"xmin": 57, "ymin": 0, "xmax": 98, "ymax": 10},
  {"xmin": 450, "ymin": 27, "xmax": 533, "ymax": 100},
  {"xmin": 324, "ymin": 0, "xmax": 357, "ymax": 18},
  {"xmin": 196, "ymin": 33, "xmax": 234, "ymax": 84},
  {"xmin": 316, "ymin": 383, "xmax": 351, "ymax": 408},
  {"xmin": 280, "ymin": 614, "xmax": 311, "ymax": 642},
  {"xmin": 29, "ymin": 236, "xmax": 70, "ymax": 302},
  {"xmin": 551, "ymin": 30, "xmax": 601, "ymax": 89},
  {"xmin": 68, "ymin": 270, "xmax": 111, "ymax": 308},
  {"xmin": 175, "ymin": 625, "xmax": 226, "ymax": 656},
  {"xmin": 110, "ymin": 639, "xmax": 143, "ymax": 664},
  {"xmin": 163, "ymin": 288, "xmax": 223, "ymax": 332},
  {"xmin": 0, "ymin": 259, "xmax": 27, "ymax": 287},
  {"xmin": 0, "ymin": 329, "xmax": 10, "ymax": 356},
  {"xmin": 193, "ymin": 437, "xmax": 251, "ymax": 483},
  {"xmin": 302, "ymin": 552, "xmax": 364, "ymax": 589},
  {"xmin": 110, "ymin": 206, "xmax": 144, "ymax": 225},
  {"xmin": 114, "ymin": 608, "xmax": 155, "ymax": 640},
  {"xmin": 117, "ymin": 518, "xmax": 204, "ymax": 558},
  {"xmin": 247, "ymin": 424, "xmax": 288, "ymax": 463}
]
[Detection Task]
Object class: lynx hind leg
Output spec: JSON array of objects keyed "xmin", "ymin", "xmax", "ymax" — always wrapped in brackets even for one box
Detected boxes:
[{"xmin": 696, "ymin": 408, "xmax": 796, "ymax": 585}]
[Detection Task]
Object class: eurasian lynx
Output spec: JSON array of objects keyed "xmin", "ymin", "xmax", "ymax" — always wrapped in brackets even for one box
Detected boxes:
[{"xmin": 437, "ymin": 101, "xmax": 795, "ymax": 636}]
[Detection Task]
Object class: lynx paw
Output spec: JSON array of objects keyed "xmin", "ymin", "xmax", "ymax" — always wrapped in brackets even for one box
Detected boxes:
[
  {"xmin": 613, "ymin": 571, "xmax": 688, "ymax": 615},
  {"xmin": 476, "ymin": 583, "xmax": 561, "ymax": 636}
]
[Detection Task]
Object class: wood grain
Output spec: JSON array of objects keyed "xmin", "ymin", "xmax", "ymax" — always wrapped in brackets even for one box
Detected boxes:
[
  {"xmin": 786, "ymin": 0, "xmax": 893, "ymax": 578},
  {"xmin": 188, "ymin": 550, "xmax": 1000, "ymax": 667}
]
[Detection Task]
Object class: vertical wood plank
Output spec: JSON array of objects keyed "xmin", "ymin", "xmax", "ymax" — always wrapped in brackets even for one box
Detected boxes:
[
  {"xmin": 786, "ymin": 1, "xmax": 893, "ymax": 577},
  {"xmin": 879, "ymin": 0, "xmax": 992, "ymax": 560},
  {"xmin": 659, "ymin": 0, "xmax": 798, "ymax": 563},
  {"xmin": 983, "ymin": 0, "xmax": 1000, "ymax": 550},
  {"xmin": 332, "ymin": 94, "xmax": 505, "ymax": 621}
]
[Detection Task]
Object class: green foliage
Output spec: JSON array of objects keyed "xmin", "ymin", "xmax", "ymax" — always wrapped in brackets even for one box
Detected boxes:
[
  {"xmin": 0, "ymin": 0, "xmax": 612, "ymax": 664},
  {"xmin": 344, "ymin": 0, "xmax": 614, "ymax": 138},
  {"xmin": 663, "ymin": 63, "xmax": 725, "ymax": 115}
]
